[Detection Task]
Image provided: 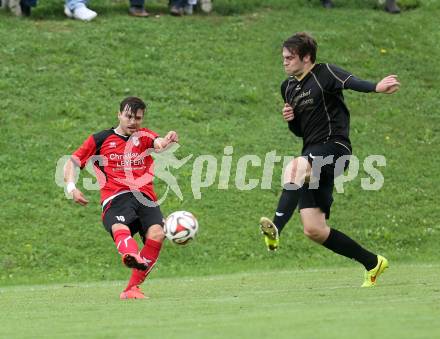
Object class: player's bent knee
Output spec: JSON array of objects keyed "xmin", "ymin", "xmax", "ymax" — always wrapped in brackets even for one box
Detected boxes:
[
  {"xmin": 147, "ymin": 224, "xmax": 165, "ymax": 241},
  {"xmin": 111, "ymin": 223, "xmax": 130, "ymax": 233},
  {"xmin": 302, "ymin": 222, "xmax": 328, "ymax": 243},
  {"xmin": 303, "ymin": 224, "xmax": 321, "ymax": 241}
]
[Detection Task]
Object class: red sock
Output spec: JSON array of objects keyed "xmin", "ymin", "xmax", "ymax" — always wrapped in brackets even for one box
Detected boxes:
[
  {"xmin": 124, "ymin": 269, "xmax": 147, "ymax": 291},
  {"xmin": 140, "ymin": 238, "xmax": 163, "ymax": 271},
  {"xmin": 125, "ymin": 239, "xmax": 163, "ymax": 291},
  {"xmin": 113, "ymin": 229, "xmax": 138, "ymax": 255}
]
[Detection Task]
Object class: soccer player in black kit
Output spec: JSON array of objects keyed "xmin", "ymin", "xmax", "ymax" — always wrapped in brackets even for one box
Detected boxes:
[{"xmin": 259, "ymin": 32, "xmax": 400, "ymax": 287}]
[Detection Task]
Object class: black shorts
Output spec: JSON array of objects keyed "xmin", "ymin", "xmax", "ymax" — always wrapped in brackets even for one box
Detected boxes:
[
  {"xmin": 298, "ymin": 141, "xmax": 351, "ymax": 219},
  {"xmin": 102, "ymin": 192, "xmax": 164, "ymax": 241}
]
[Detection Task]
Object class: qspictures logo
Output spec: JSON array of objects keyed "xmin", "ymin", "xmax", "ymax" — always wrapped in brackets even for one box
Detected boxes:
[{"xmin": 55, "ymin": 136, "xmax": 387, "ymax": 206}]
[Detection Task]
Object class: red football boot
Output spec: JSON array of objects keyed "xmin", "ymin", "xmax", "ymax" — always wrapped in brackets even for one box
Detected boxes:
[
  {"xmin": 122, "ymin": 253, "xmax": 149, "ymax": 271},
  {"xmin": 119, "ymin": 286, "xmax": 147, "ymax": 299}
]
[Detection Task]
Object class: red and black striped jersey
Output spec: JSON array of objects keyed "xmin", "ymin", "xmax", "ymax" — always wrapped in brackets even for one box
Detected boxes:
[{"xmin": 72, "ymin": 128, "xmax": 159, "ymax": 204}]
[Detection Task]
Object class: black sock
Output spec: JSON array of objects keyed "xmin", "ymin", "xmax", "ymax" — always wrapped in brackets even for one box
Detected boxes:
[
  {"xmin": 322, "ymin": 228, "xmax": 378, "ymax": 270},
  {"xmin": 272, "ymin": 184, "xmax": 301, "ymax": 235}
]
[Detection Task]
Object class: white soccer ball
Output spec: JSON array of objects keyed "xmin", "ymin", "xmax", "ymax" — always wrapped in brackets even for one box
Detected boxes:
[{"xmin": 164, "ymin": 211, "xmax": 199, "ymax": 245}]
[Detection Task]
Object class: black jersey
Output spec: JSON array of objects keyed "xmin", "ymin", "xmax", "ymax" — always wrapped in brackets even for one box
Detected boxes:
[{"xmin": 281, "ymin": 63, "xmax": 376, "ymax": 151}]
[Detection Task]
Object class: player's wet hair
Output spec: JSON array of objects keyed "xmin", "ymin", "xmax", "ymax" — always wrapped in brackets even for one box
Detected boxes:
[
  {"xmin": 119, "ymin": 97, "xmax": 147, "ymax": 116},
  {"xmin": 283, "ymin": 32, "xmax": 317, "ymax": 63}
]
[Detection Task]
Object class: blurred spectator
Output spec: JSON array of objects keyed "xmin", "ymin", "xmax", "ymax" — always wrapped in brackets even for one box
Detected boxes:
[
  {"xmin": 199, "ymin": 0, "xmax": 212, "ymax": 13},
  {"xmin": 128, "ymin": 0, "xmax": 150, "ymax": 17},
  {"xmin": 64, "ymin": 0, "xmax": 97, "ymax": 21},
  {"xmin": 169, "ymin": 0, "xmax": 212, "ymax": 16},
  {"xmin": 320, "ymin": 0, "xmax": 400, "ymax": 14},
  {"xmin": 169, "ymin": 0, "xmax": 185, "ymax": 16},
  {"xmin": 184, "ymin": 0, "xmax": 197, "ymax": 15},
  {"xmin": 321, "ymin": 0, "xmax": 333, "ymax": 8},
  {"xmin": 384, "ymin": 0, "xmax": 401, "ymax": 13},
  {"xmin": 1, "ymin": 0, "xmax": 36, "ymax": 16}
]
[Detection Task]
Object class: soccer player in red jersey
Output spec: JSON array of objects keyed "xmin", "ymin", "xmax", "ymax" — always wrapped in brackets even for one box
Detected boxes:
[{"xmin": 64, "ymin": 96, "xmax": 178, "ymax": 299}]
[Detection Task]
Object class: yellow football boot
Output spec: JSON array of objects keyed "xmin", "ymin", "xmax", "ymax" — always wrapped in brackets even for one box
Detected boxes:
[
  {"xmin": 361, "ymin": 255, "xmax": 389, "ymax": 287},
  {"xmin": 259, "ymin": 217, "xmax": 279, "ymax": 251}
]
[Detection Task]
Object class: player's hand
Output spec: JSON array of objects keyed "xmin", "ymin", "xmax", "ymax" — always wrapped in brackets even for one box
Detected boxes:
[
  {"xmin": 154, "ymin": 131, "xmax": 179, "ymax": 151},
  {"xmin": 376, "ymin": 75, "xmax": 400, "ymax": 94},
  {"xmin": 282, "ymin": 103, "xmax": 295, "ymax": 121},
  {"xmin": 165, "ymin": 131, "xmax": 179, "ymax": 144},
  {"xmin": 72, "ymin": 189, "xmax": 89, "ymax": 206}
]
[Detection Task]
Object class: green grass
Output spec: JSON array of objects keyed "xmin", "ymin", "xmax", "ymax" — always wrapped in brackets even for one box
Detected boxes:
[
  {"xmin": 1, "ymin": 0, "xmax": 440, "ymax": 286},
  {"xmin": 1, "ymin": 264, "xmax": 440, "ymax": 339},
  {"xmin": 1, "ymin": 2, "xmax": 439, "ymax": 337}
]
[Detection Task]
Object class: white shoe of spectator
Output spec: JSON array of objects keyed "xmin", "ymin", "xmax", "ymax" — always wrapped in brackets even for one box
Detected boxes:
[
  {"xmin": 200, "ymin": 0, "xmax": 212, "ymax": 13},
  {"xmin": 184, "ymin": 4, "xmax": 193, "ymax": 15},
  {"xmin": 7, "ymin": 0, "xmax": 22, "ymax": 16},
  {"xmin": 64, "ymin": 4, "xmax": 97, "ymax": 21}
]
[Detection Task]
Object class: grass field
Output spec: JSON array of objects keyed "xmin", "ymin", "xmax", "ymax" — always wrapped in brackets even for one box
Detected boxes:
[
  {"xmin": 1, "ymin": 264, "xmax": 440, "ymax": 338},
  {"xmin": 1, "ymin": 0, "xmax": 440, "ymax": 285}
]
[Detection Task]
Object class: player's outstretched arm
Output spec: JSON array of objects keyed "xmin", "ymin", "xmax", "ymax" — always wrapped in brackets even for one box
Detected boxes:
[
  {"xmin": 375, "ymin": 75, "xmax": 400, "ymax": 94},
  {"xmin": 153, "ymin": 131, "xmax": 179, "ymax": 152},
  {"xmin": 63, "ymin": 159, "xmax": 89, "ymax": 206}
]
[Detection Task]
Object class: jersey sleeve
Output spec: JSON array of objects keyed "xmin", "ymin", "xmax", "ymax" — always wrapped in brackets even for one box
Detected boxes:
[
  {"xmin": 280, "ymin": 80, "xmax": 288, "ymax": 102},
  {"xmin": 324, "ymin": 64, "xmax": 376, "ymax": 92},
  {"xmin": 142, "ymin": 128, "xmax": 160, "ymax": 150},
  {"xmin": 71, "ymin": 135, "xmax": 96, "ymax": 169},
  {"xmin": 280, "ymin": 80, "xmax": 302, "ymax": 136},
  {"xmin": 323, "ymin": 64, "xmax": 354, "ymax": 91},
  {"xmin": 344, "ymin": 75, "xmax": 377, "ymax": 93}
]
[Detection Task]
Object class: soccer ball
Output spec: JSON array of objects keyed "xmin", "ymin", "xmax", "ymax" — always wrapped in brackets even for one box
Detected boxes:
[{"xmin": 164, "ymin": 211, "xmax": 199, "ymax": 245}]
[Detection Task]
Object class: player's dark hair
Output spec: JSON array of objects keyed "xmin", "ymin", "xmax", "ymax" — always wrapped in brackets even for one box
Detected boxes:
[
  {"xmin": 119, "ymin": 97, "xmax": 147, "ymax": 116},
  {"xmin": 283, "ymin": 32, "xmax": 317, "ymax": 63}
]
